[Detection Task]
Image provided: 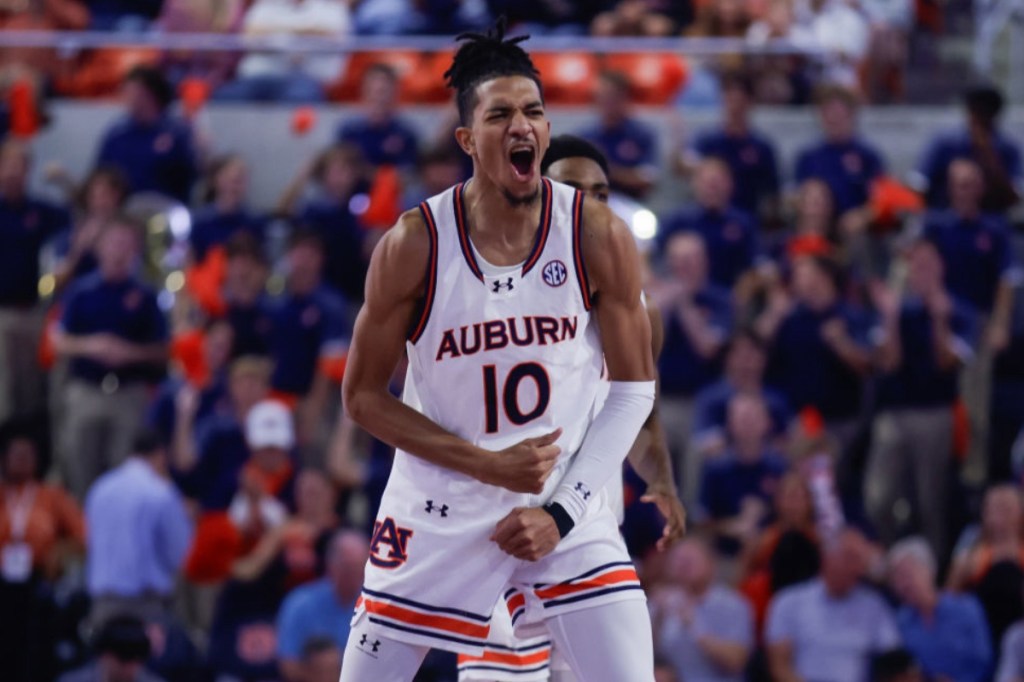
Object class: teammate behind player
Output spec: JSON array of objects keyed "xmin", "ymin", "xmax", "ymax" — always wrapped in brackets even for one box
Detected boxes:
[{"xmin": 340, "ymin": 19, "xmax": 657, "ymax": 682}]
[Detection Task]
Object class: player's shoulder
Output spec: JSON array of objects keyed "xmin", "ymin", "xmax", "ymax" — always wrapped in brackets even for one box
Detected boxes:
[{"xmin": 365, "ymin": 208, "xmax": 433, "ymax": 301}]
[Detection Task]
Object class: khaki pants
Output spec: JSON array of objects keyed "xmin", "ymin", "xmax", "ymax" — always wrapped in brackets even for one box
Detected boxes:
[
  {"xmin": 0, "ymin": 306, "xmax": 46, "ymax": 422},
  {"xmin": 864, "ymin": 407, "xmax": 953, "ymax": 558},
  {"xmin": 961, "ymin": 344, "xmax": 994, "ymax": 483},
  {"xmin": 60, "ymin": 380, "xmax": 148, "ymax": 500}
]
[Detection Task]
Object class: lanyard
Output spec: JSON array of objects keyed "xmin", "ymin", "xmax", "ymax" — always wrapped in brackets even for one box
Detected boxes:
[{"xmin": 4, "ymin": 485, "xmax": 36, "ymax": 542}]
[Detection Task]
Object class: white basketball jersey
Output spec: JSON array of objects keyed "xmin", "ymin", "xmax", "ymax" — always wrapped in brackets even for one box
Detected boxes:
[{"xmin": 398, "ymin": 179, "xmax": 603, "ymax": 486}]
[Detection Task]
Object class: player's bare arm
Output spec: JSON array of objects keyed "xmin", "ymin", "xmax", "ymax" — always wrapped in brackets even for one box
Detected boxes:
[
  {"xmin": 494, "ymin": 198, "xmax": 657, "ymax": 560},
  {"xmin": 343, "ymin": 210, "xmax": 561, "ymax": 494}
]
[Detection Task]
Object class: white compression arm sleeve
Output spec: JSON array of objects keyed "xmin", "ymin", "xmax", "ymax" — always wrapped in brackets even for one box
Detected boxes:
[{"xmin": 548, "ymin": 380, "xmax": 656, "ymax": 525}]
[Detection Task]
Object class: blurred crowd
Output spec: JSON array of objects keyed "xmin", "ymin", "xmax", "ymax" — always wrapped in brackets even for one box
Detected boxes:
[
  {"xmin": 0, "ymin": 39, "xmax": 1022, "ymax": 682},
  {"xmin": 0, "ymin": 0, "xmax": 946, "ymax": 113}
]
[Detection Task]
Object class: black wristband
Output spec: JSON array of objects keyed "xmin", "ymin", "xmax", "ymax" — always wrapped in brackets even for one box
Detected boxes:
[{"xmin": 542, "ymin": 502, "xmax": 575, "ymax": 539}]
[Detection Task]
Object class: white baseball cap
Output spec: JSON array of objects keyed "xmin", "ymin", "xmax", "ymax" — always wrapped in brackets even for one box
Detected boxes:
[{"xmin": 245, "ymin": 400, "xmax": 295, "ymax": 450}]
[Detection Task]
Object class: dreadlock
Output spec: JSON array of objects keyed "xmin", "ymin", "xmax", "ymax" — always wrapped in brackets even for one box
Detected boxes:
[{"xmin": 444, "ymin": 16, "xmax": 543, "ymax": 125}]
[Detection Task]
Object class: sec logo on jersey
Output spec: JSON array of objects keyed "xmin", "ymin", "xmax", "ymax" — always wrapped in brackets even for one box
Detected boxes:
[{"xmin": 542, "ymin": 260, "xmax": 567, "ymax": 287}]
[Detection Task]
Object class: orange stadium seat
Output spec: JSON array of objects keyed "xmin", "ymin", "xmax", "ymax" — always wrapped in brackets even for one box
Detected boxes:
[
  {"xmin": 531, "ymin": 52, "xmax": 599, "ymax": 105},
  {"xmin": 54, "ymin": 48, "xmax": 161, "ymax": 99},
  {"xmin": 600, "ymin": 53, "xmax": 689, "ymax": 105},
  {"xmin": 327, "ymin": 50, "xmax": 427, "ymax": 103},
  {"xmin": 407, "ymin": 50, "xmax": 459, "ymax": 104}
]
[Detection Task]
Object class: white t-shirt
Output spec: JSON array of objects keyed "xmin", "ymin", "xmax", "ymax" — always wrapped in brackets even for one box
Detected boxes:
[{"xmin": 237, "ymin": 0, "xmax": 351, "ymax": 83}]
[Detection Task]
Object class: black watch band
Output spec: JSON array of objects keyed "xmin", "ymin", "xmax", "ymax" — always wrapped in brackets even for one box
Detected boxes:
[{"xmin": 542, "ymin": 502, "xmax": 575, "ymax": 539}]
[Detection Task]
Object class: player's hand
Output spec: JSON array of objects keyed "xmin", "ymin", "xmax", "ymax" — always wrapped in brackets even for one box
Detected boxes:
[
  {"xmin": 641, "ymin": 486, "xmax": 687, "ymax": 552},
  {"xmin": 491, "ymin": 507, "xmax": 560, "ymax": 561},
  {"xmin": 483, "ymin": 428, "xmax": 562, "ymax": 493}
]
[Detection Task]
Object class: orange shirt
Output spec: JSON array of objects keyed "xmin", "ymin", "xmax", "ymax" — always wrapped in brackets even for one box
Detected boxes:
[{"xmin": 0, "ymin": 482, "xmax": 86, "ymax": 575}]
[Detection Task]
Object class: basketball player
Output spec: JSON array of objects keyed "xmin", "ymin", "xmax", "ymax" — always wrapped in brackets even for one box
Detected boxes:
[
  {"xmin": 456, "ymin": 136, "xmax": 687, "ymax": 682},
  {"xmin": 339, "ymin": 21, "xmax": 658, "ymax": 682}
]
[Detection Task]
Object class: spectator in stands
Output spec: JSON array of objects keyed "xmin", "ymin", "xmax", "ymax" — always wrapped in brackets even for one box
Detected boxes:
[
  {"xmin": 215, "ymin": 0, "xmax": 352, "ymax": 103},
  {"xmin": 864, "ymin": 237, "xmax": 974, "ymax": 557},
  {"xmin": 279, "ymin": 145, "xmax": 370, "ymax": 302},
  {"xmin": 793, "ymin": 0, "xmax": 870, "ymax": 89},
  {"xmin": 96, "ymin": 66, "xmax": 199, "ymax": 203},
  {"xmin": 915, "ymin": 85, "xmax": 1022, "ymax": 214},
  {"xmin": 297, "ymin": 637, "xmax": 343, "ymax": 682},
  {"xmin": 766, "ymin": 527, "xmax": 901, "ymax": 682},
  {"xmin": 860, "ymin": 0, "xmax": 914, "ymax": 103},
  {"xmin": 745, "ymin": 0, "xmax": 816, "ymax": 104},
  {"xmin": 156, "ymin": 0, "xmax": 245, "ymax": 91},
  {"xmin": 85, "ymin": 430, "xmax": 192, "ymax": 627},
  {"xmin": 54, "ymin": 216, "xmax": 169, "ymax": 499},
  {"xmin": 492, "ymin": 1, "xmax": 597, "ymax": 35},
  {"xmin": 691, "ymin": 329, "xmax": 791, "ymax": 457},
  {"xmin": 146, "ymin": 317, "xmax": 233, "ymax": 445},
  {"xmin": 758, "ymin": 255, "xmax": 871, "ymax": 453},
  {"xmin": 221, "ymin": 233, "xmax": 274, "ymax": 358},
  {"xmin": 948, "ymin": 485, "xmax": 1024, "ymax": 649},
  {"xmin": 682, "ymin": 72, "xmax": 781, "ymax": 222},
  {"xmin": 659, "ymin": 159, "xmax": 760, "ymax": 290},
  {"xmin": 87, "ymin": 0, "xmax": 162, "ymax": 31},
  {"xmin": 405, "ymin": 144, "xmax": 467, "ymax": 207},
  {"xmin": 590, "ymin": 0, "xmax": 693, "ymax": 36},
  {"xmin": 352, "ymin": 0, "xmax": 489, "ymax": 34},
  {"xmin": 700, "ymin": 392, "xmax": 788, "ymax": 554},
  {"xmin": 649, "ymin": 537, "xmax": 754, "ymax": 682},
  {"xmin": 0, "ymin": 421, "xmax": 86, "ymax": 682},
  {"xmin": 794, "ymin": 87, "xmax": 885, "ymax": 224},
  {"xmin": 58, "ymin": 615, "xmax": 164, "ymax": 682},
  {"xmin": 773, "ymin": 179, "xmax": 836, "ymax": 263},
  {"xmin": 991, "ymin": 283, "xmax": 1024, "ymax": 482},
  {"xmin": 580, "ymin": 71, "xmax": 658, "ymax": 200},
  {"xmin": 269, "ymin": 230, "xmax": 350, "ymax": 444},
  {"xmin": 686, "ymin": 0, "xmax": 750, "ymax": 38},
  {"xmin": 51, "ymin": 166, "xmax": 129, "ymax": 294},
  {"xmin": 189, "ymin": 154, "xmax": 265, "ymax": 264},
  {"xmin": 0, "ymin": 138, "xmax": 70, "ymax": 423},
  {"xmin": 998, "ymin": 604, "xmax": 1024, "ymax": 682},
  {"xmin": 648, "ymin": 232, "xmax": 731, "ymax": 503},
  {"xmin": 277, "ymin": 529, "xmax": 368, "ymax": 681},
  {"xmin": 337, "ymin": 64, "xmax": 419, "ymax": 170},
  {"xmin": 888, "ymin": 537, "xmax": 992, "ymax": 682},
  {"xmin": 0, "ymin": 0, "xmax": 89, "ymax": 101},
  {"xmin": 921, "ymin": 158, "xmax": 1019, "ymax": 340}
]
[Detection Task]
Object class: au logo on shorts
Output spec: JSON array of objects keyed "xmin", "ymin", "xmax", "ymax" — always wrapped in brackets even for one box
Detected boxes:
[
  {"xmin": 542, "ymin": 260, "xmax": 568, "ymax": 287},
  {"xmin": 370, "ymin": 517, "xmax": 414, "ymax": 569}
]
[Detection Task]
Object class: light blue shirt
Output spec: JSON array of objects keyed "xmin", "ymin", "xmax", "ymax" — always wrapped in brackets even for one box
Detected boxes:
[
  {"xmin": 276, "ymin": 578, "xmax": 356, "ymax": 659},
  {"xmin": 897, "ymin": 593, "xmax": 992, "ymax": 682},
  {"xmin": 85, "ymin": 459, "xmax": 192, "ymax": 597},
  {"xmin": 766, "ymin": 579, "xmax": 901, "ymax": 682},
  {"xmin": 655, "ymin": 585, "xmax": 754, "ymax": 682},
  {"xmin": 997, "ymin": 623, "xmax": 1024, "ymax": 682}
]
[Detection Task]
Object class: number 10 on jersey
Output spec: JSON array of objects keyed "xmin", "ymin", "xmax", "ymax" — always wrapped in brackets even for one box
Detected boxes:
[{"xmin": 482, "ymin": 363, "xmax": 552, "ymax": 434}]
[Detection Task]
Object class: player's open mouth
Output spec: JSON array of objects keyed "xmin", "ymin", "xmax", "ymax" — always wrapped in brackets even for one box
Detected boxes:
[{"xmin": 509, "ymin": 147, "xmax": 535, "ymax": 180}]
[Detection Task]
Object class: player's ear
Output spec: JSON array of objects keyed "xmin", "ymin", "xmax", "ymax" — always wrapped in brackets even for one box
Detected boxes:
[{"xmin": 454, "ymin": 126, "xmax": 474, "ymax": 157}]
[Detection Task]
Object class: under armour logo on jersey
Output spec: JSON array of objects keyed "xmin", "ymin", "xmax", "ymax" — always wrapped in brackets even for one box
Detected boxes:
[
  {"xmin": 358, "ymin": 634, "xmax": 381, "ymax": 654},
  {"xmin": 425, "ymin": 500, "xmax": 449, "ymax": 517},
  {"xmin": 492, "ymin": 277, "xmax": 514, "ymax": 293},
  {"xmin": 574, "ymin": 482, "xmax": 591, "ymax": 500},
  {"xmin": 542, "ymin": 260, "xmax": 568, "ymax": 287}
]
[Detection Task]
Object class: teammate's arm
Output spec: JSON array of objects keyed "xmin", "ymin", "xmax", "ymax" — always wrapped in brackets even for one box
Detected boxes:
[
  {"xmin": 493, "ymin": 200, "xmax": 656, "ymax": 560},
  {"xmin": 343, "ymin": 211, "xmax": 561, "ymax": 494}
]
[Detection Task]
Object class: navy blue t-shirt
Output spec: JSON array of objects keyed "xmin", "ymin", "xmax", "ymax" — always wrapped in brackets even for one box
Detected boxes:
[
  {"xmin": 269, "ymin": 287, "xmax": 350, "ymax": 397},
  {"xmin": 658, "ymin": 206, "xmax": 760, "ymax": 290},
  {"xmin": 691, "ymin": 379, "xmax": 792, "ymax": 437},
  {"xmin": 337, "ymin": 116, "xmax": 420, "ymax": 168},
  {"xmin": 581, "ymin": 118, "xmax": 657, "ymax": 169},
  {"xmin": 794, "ymin": 137, "xmax": 885, "ymax": 215},
  {"xmin": 60, "ymin": 273, "xmax": 169, "ymax": 385},
  {"xmin": 918, "ymin": 128, "xmax": 1022, "ymax": 210},
  {"xmin": 300, "ymin": 199, "xmax": 367, "ymax": 301},
  {"xmin": 767, "ymin": 303, "xmax": 871, "ymax": 420},
  {"xmin": 658, "ymin": 286, "xmax": 732, "ymax": 397},
  {"xmin": 96, "ymin": 116, "xmax": 198, "ymax": 203},
  {"xmin": 188, "ymin": 207, "xmax": 266, "ymax": 262},
  {"xmin": 875, "ymin": 297, "xmax": 976, "ymax": 409},
  {"xmin": 0, "ymin": 197, "xmax": 70, "ymax": 306},
  {"xmin": 146, "ymin": 374, "xmax": 230, "ymax": 445},
  {"xmin": 922, "ymin": 210, "xmax": 1019, "ymax": 314},
  {"xmin": 692, "ymin": 128, "xmax": 781, "ymax": 216},
  {"xmin": 700, "ymin": 450, "xmax": 788, "ymax": 520},
  {"xmin": 226, "ymin": 298, "xmax": 275, "ymax": 359}
]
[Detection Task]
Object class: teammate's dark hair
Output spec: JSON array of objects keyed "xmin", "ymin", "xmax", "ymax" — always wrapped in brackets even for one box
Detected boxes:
[
  {"xmin": 444, "ymin": 17, "xmax": 543, "ymax": 125},
  {"xmin": 541, "ymin": 135, "xmax": 610, "ymax": 178}
]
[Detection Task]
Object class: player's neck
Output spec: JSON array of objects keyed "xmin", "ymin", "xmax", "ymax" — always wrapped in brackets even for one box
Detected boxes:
[{"xmin": 462, "ymin": 177, "xmax": 542, "ymax": 254}]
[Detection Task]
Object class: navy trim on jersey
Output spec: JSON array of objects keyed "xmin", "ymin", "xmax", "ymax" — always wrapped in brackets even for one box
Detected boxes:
[
  {"xmin": 361, "ymin": 587, "xmax": 492, "ymax": 623},
  {"xmin": 409, "ymin": 201, "xmax": 440, "ymax": 344},
  {"xmin": 570, "ymin": 189, "xmax": 592, "ymax": 311},
  {"xmin": 540, "ymin": 584, "xmax": 644, "ymax": 609},
  {"xmin": 453, "ymin": 182, "xmax": 485, "ymax": 281},
  {"xmin": 521, "ymin": 178, "xmax": 553, "ymax": 276},
  {"xmin": 368, "ymin": 617, "xmax": 487, "ymax": 648},
  {"xmin": 458, "ymin": 663, "xmax": 551, "ymax": 675},
  {"xmin": 484, "ymin": 640, "xmax": 552, "ymax": 653}
]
